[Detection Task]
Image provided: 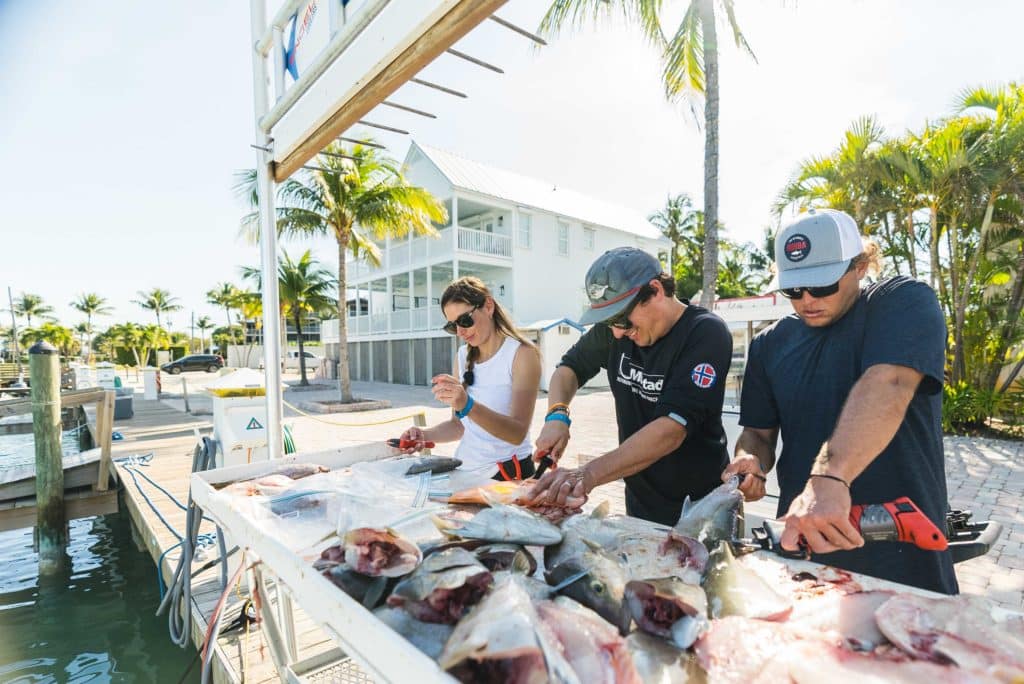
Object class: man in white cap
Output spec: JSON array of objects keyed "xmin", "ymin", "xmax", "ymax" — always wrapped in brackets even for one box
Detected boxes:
[
  {"xmin": 723, "ymin": 208, "xmax": 957, "ymax": 594},
  {"xmin": 524, "ymin": 246, "xmax": 733, "ymax": 526}
]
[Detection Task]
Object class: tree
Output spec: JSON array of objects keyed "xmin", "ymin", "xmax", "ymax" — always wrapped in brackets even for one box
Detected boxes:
[
  {"xmin": 206, "ymin": 283, "xmax": 242, "ymax": 346},
  {"xmin": 196, "ymin": 316, "xmax": 214, "ymax": 354},
  {"xmin": 540, "ymin": 0, "xmax": 756, "ymax": 307},
  {"xmin": 73, "ymin": 322, "xmax": 92, "ymax": 360},
  {"xmin": 13, "ymin": 292, "xmax": 54, "ymax": 327},
  {"xmin": 132, "ymin": 288, "xmax": 182, "ymax": 332},
  {"xmin": 70, "ymin": 292, "xmax": 112, "ymax": 360},
  {"xmin": 237, "ymin": 141, "xmax": 446, "ymax": 402},
  {"xmin": 20, "ymin": 322, "xmax": 78, "ymax": 359},
  {"xmin": 278, "ymin": 250, "xmax": 337, "ymax": 386}
]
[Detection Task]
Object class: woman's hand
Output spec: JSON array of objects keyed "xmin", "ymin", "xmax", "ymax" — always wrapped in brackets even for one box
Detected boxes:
[
  {"xmin": 432, "ymin": 374, "xmax": 469, "ymax": 412},
  {"xmin": 397, "ymin": 426, "xmax": 427, "ymax": 454}
]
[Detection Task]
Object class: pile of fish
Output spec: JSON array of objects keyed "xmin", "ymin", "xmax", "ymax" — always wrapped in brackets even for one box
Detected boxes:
[
  {"xmin": 221, "ymin": 461, "xmax": 1023, "ymax": 682},
  {"xmin": 218, "ymin": 462, "xmax": 330, "ymax": 497}
]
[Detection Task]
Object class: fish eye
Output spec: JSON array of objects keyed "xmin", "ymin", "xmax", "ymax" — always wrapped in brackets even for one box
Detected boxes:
[{"xmin": 590, "ymin": 581, "xmax": 605, "ymax": 594}]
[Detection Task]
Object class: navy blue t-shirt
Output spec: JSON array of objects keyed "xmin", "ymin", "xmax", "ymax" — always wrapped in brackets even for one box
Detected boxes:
[
  {"xmin": 740, "ymin": 277, "xmax": 957, "ymax": 594},
  {"xmin": 560, "ymin": 303, "xmax": 732, "ymax": 526}
]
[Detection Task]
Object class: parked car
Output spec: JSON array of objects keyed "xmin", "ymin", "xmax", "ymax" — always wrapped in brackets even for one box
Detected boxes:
[
  {"xmin": 161, "ymin": 354, "xmax": 224, "ymax": 375},
  {"xmin": 285, "ymin": 350, "xmax": 322, "ymax": 370}
]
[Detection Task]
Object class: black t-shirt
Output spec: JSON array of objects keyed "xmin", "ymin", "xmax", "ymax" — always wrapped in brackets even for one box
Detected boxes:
[
  {"xmin": 740, "ymin": 276, "xmax": 957, "ymax": 594},
  {"xmin": 560, "ymin": 303, "xmax": 732, "ymax": 526}
]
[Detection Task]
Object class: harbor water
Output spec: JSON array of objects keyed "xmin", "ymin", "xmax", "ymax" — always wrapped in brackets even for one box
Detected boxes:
[{"xmin": 0, "ymin": 433, "xmax": 200, "ymax": 683}]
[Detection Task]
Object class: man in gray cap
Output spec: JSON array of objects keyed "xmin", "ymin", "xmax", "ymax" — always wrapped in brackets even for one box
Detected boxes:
[
  {"xmin": 723, "ymin": 208, "xmax": 957, "ymax": 594},
  {"xmin": 524, "ymin": 246, "xmax": 733, "ymax": 526}
]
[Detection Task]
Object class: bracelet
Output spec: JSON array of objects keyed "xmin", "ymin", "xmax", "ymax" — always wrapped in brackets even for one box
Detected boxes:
[
  {"xmin": 547, "ymin": 403, "xmax": 570, "ymax": 416},
  {"xmin": 455, "ymin": 395, "xmax": 475, "ymax": 419},
  {"xmin": 810, "ymin": 473, "xmax": 850, "ymax": 489},
  {"xmin": 545, "ymin": 412, "xmax": 571, "ymax": 427}
]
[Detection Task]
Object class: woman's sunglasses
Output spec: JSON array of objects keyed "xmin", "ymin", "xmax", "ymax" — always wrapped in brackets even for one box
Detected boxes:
[
  {"xmin": 442, "ymin": 305, "xmax": 480, "ymax": 335},
  {"xmin": 779, "ymin": 262, "xmax": 856, "ymax": 300}
]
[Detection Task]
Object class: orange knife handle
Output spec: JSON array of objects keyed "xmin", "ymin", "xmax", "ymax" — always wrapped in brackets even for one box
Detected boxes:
[{"xmin": 850, "ymin": 497, "xmax": 948, "ymax": 551}]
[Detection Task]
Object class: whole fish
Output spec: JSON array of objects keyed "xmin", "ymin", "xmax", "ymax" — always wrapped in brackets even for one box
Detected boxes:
[
  {"xmin": 536, "ymin": 596, "xmax": 641, "ymax": 684},
  {"xmin": 404, "ymin": 457, "xmax": 462, "ymax": 476},
  {"xmin": 433, "ymin": 502, "xmax": 563, "ymax": 546},
  {"xmin": 545, "ymin": 541, "xmax": 633, "ymax": 636},
  {"xmin": 373, "ymin": 606, "xmax": 454, "ymax": 660},
  {"xmin": 438, "ymin": 574, "xmax": 580, "ymax": 683},
  {"xmin": 672, "ymin": 476, "xmax": 744, "ymax": 549},
  {"xmin": 625, "ymin": 577, "xmax": 709, "ymax": 649},
  {"xmin": 316, "ymin": 560, "xmax": 391, "ymax": 609},
  {"xmin": 626, "ymin": 632, "xmax": 701, "ymax": 684},
  {"xmin": 703, "ymin": 541, "xmax": 792, "ymax": 621},
  {"xmin": 473, "ymin": 543, "xmax": 537, "ymax": 575},
  {"xmin": 343, "ymin": 527, "xmax": 423, "ymax": 578},
  {"xmin": 387, "ymin": 547, "xmax": 493, "ymax": 624}
]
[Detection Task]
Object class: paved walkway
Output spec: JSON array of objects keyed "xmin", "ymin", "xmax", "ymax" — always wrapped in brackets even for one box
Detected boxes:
[{"xmin": 160, "ymin": 376, "xmax": 1023, "ymax": 612}]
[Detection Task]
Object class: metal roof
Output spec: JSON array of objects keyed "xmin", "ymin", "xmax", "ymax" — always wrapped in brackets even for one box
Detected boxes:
[{"xmin": 409, "ymin": 142, "xmax": 670, "ymax": 243}]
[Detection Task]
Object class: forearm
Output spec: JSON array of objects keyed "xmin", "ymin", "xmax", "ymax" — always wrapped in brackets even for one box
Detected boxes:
[
  {"xmin": 424, "ymin": 418, "xmax": 464, "ymax": 443},
  {"xmin": 814, "ymin": 364, "xmax": 920, "ymax": 482},
  {"xmin": 462, "ymin": 401, "xmax": 532, "ymax": 444},
  {"xmin": 735, "ymin": 429, "xmax": 776, "ymax": 473},
  {"xmin": 546, "ymin": 366, "xmax": 579, "ymax": 409},
  {"xmin": 582, "ymin": 417, "xmax": 686, "ymax": 488}
]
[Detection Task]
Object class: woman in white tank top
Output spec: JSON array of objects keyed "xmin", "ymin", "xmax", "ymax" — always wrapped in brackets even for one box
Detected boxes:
[{"xmin": 399, "ymin": 277, "xmax": 541, "ymax": 480}]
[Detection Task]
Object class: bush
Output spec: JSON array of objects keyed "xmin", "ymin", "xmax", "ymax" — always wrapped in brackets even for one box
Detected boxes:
[{"xmin": 943, "ymin": 382, "xmax": 1023, "ymax": 436}]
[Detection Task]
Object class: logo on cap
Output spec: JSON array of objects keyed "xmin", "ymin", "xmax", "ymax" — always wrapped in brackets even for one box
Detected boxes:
[
  {"xmin": 587, "ymin": 283, "xmax": 609, "ymax": 301},
  {"xmin": 784, "ymin": 234, "xmax": 811, "ymax": 262},
  {"xmin": 691, "ymin": 363, "xmax": 716, "ymax": 389}
]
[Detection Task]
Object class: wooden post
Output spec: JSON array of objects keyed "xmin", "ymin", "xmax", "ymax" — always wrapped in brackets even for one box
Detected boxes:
[
  {"xmin": 413, "ymin": 411, "xmax": 430, "ymax": 455},
  {"xmin": 95, "ymin": 390, "xmax": 115, "ymax": 491},
  {"xmin": 29, "ymin": 340, "xmax": 66, "ymax": 571}
]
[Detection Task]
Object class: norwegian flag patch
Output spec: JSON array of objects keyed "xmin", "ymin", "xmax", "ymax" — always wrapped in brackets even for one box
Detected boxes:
[{"xmin": 691, "ymin": 363, "xmax": 717, "ymax": 389}]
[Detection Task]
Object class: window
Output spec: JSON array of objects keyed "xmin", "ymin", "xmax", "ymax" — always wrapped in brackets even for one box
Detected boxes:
[
  {"xmin": 518, "ymin": 213, "xmax": 532, "ymax": 248},
  {"xmin": 583, "ymin": 226, "xmax": 596, "ymax": 250},
  {"xmin": 557, "ymin": 221, "xmax": 570, "ymax": 256}
]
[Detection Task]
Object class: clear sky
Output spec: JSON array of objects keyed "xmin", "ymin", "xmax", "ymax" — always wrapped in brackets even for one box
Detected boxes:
[{"xmin": 1, "ymin": 0, "xmax": 1022, "ymax": 333}]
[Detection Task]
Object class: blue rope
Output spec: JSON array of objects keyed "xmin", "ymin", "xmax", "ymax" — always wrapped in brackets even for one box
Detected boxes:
[{"xmin": 157, "ymin": 533, "xmax": 219, "ymax": 600}]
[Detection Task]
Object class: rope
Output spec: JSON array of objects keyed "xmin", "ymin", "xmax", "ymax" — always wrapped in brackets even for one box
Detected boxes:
[{"xmin": 282, "ymin": 399, "xmax": 426, "ymax": 427}]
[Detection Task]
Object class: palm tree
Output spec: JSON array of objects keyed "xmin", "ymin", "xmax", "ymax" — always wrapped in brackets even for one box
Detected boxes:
[
  {"xmin": 278, "ymin": 250, "xmax": 337, "ymax": 386},
  {"xmin": 70, "ymin": 292, "xmax": 112, "ymax": 360},
  {"xmin": 13, "ymin": 293, "xmax": 54, "ymax": 327},
  {"xmin": 132, "ymin": 288, "xmax": 182, "ymax": 331},
  {"xmin": 206, "ymin": 283, "xmax": 242, "ymax": 347},
  {"xmin": 540, "ymin": 0, "xmax": 755, "ymax": 307},
  {"xmin": 195, "ymin": 316, "xmax": 214, "ymax": 354},
  {"xmin": 107, "ymin": 323, "xmax": 144, "ymax": 366},
  {"xmin": 237, "ymin": 141, "xmax": 446, "ymax": 402},
  {"xmin": 73, "ymin": 322, "xmax": 92, "ymax": 361},
  {"xmin": 21, "ymin": 322, "xmax": 78, "ymax": 359}
]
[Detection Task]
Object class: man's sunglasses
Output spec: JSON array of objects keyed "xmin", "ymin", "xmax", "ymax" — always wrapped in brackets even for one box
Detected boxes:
[
  {"xmin": 442, "ymin": 305, "xmax": 480, "ymax": 335},
  {"xmin": 606, "ymin": 297, "xmax": 640, "ymax": 331},
  {"xmin": 779, "ymin": 262, "xmax": 856, "ymax": 300}
]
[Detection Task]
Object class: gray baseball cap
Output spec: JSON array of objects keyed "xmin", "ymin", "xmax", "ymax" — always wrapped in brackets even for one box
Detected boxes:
[
  {"xmin": 775, "ymin": 209, "xmax": 864, "ymax": 289},
  {"xmin": 578, "ymin": 247, "xmax": 663, "ymax": 325}
]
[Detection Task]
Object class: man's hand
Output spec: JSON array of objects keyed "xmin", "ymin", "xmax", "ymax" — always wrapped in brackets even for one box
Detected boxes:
[
  {"xmin": 534, "ymin": 420, "xmax": 570, "ymax": 464},
  {"xmin": 721, "ymin": 454, "xmax": 767, "ymax": 501},
  {"xmin": 522, "ymin": 465, "xmax": 591, "ymax": 508},
  {"xmin": 780, "ymin": 476, "xmax": 864, "ymax": 554}
]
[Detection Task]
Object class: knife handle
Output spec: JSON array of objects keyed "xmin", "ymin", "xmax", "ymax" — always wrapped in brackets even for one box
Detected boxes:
[{"xmin": 533, "ymin": 452, "xmax": 554, "ymax": 479}]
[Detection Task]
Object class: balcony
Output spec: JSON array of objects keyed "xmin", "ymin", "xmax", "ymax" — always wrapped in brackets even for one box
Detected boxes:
[
  {"xmin": 345, "ymin": 225, "xmax": 513, "ymax": 281},
  {"xmin": 456, "ymin": 227, "xmax": 512, "ymax": 258}
]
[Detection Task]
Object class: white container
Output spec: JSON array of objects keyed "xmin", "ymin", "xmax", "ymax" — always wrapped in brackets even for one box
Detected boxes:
[
  {"xmin": 95, "ymin": 362, "xmax": 117, "ymax": 390},
  {"xmin": 142, "ymin": 367, "xmax": 160, "ymax": 400}
]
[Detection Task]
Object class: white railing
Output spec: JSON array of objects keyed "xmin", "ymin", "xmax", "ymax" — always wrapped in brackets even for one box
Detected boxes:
[
  {"xmin": 371, "ymin": 313, "xmax": 388, "ymax": 333},
  {"xmin": 389, "ymin": 310, "xmax": 411, "ymax": 332},
  {"xmin": 391, "ymin": 242, "xmax": 410, "ymax": 268},
  {"xmin": 429, "ymin": 308, "xmax": 447, "ymax": 331},
  {"xmin": 457, "ymin": 227, "xmax": 512, "ymax": 258},
  {"xmin": 412, "ymin": 307, "xmax": 429, "ymax": 331}
]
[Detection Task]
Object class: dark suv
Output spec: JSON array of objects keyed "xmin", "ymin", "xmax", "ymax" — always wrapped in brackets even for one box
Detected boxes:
[{"xmin": 161, "ymin": 354, "xmax": 224, "ymax": 374}]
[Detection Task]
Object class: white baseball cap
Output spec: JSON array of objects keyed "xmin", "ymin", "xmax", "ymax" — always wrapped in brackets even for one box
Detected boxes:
[{"xmin": 775, "ymin": 209, "xmax": 864, "ymax": 289}]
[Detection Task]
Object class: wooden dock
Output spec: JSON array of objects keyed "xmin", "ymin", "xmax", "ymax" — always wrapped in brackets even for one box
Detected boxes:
[{"xmin": 111, "ymin": 397, "xmax": 347, "ymax": 684}]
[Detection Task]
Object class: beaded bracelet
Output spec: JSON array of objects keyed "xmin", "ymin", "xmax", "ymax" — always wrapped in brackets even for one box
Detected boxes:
[
  {"xmin": 547, "ymin": 402, "xmax": 570, "ymax": 416},
  {"xmin": 545, "ymin": 412, "xmax": 571, "ymax": 427},
  {"xmin": 810, "ymin": 473, "xmax": 850, "ymax": 489}
]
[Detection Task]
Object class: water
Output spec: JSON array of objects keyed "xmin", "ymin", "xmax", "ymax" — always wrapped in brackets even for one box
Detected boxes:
[{"xmin": 0, "ymin": 435, "xmax": 201, "ymax": 682}]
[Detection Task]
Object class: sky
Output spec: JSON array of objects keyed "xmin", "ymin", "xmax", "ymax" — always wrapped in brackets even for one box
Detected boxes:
[{"xmin": 1, "ymin": 0, "xmax": 1022, "ymax": 333}]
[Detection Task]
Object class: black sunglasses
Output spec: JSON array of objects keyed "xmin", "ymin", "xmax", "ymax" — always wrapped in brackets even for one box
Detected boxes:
[
  {"xmin": 606, "ymin": 296, "xmax": 641, "ymax": 331},
  {"xmin": 442, "ymin": 305, "xmax": 480, "ymax": 335},
  {"xmin": 779, "ymin": 262, "xmax": 856, "ymax": 300}
]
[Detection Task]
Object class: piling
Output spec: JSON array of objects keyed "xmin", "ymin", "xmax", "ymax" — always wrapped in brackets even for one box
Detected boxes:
[{"xmin": 29, "ymin": 340, "xmax": 66, "ymax": 571}]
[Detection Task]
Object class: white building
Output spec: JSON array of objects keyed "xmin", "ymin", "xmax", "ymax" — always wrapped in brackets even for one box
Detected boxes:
[{"xmin": 321, "ymin": 142, "xmax": 671, "ymax": 386}]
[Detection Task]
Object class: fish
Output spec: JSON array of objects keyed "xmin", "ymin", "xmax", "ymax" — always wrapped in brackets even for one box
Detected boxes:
[
  {"xmin": 438, "ymin": 574, "xmax": 580, "ymax": 683},
  {"xmin": 433, "ymin": 501, "xmax": 563, "ymax": 546},
  {"xmin": 535, "ymin": 596, "xmax": 641, "ymax": 684},
  {"xmin": 786, "ymin": 589, "xmax": 893, "ymax": 651},
  {"xmin": 373, "ymin": 606, "xmax": 454, "ymax": 660},
  {"xmin": 444, "ymin": 480, "xmax": 586, "ymax": 511},
  {"xmin": 875, "ymin": 594, "xmax": 1024, "ymax": 679},
  {"xmin": 702, "ymin": 541, "xmax": 792, "ymax": 621},
  {"xmin": 545, "ymin": 541, "xmax": 634, "ymax": 636},
  {"xmin": 342, "ymin": 527, "xmax": 423, "ymax": 577},
  {"xmin": 624, "ymin": 577, "xmax": 709, "ymax": 649},
  {"xmin": 223, "ymin": 473, "xmax": 296, "ymax": 497},
  {"xmin": 387, "ymin": 547, "xmax": 493, "ymax": 624},
  {"xmin": 404, "ymin": 457, "xmax": 462, "ymax": 476},
  {"xmin": 473, "ymin": 543, "xmax": 537, "ymax": 575},
  {"xmin": 671, "ymin": 476, "xmax": 744, "ymax": 549},
  {"xmin": 626, "ymin": 632, "xmax": 701, "ymax": 684},
  {"xmin": 318, "ymin": 562, "xmax": 390, "ymax": 609},
  {"xmin": 271, "ymin": 462, "xmax": 330, "ymax": 480}
]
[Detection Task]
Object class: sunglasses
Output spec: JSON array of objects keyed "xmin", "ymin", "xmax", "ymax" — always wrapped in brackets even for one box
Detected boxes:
[
  {"xmin": 606, "ymin": 297, "xmax": 641, "ymax": 331},
  {"xmin": 442, "ymin": 305, "xmax": 480, "ymax": 335},
  {"xmin": 779, "ymin": 262, "xmax": 856, "ymax": 300}
]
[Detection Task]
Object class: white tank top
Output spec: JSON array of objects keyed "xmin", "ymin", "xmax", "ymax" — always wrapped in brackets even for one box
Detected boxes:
[{"xmin": 454, "ymin": 337, "xmax": 533, "ymax": 472}]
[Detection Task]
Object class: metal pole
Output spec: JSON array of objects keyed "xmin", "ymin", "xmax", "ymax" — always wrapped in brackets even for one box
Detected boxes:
[
  {"xmin": 251, "ymin": 0, "xmax": 285, "ymax": 460},
  {"xmin": 7, "ymin": 286, "xmax": 22, "ymax": 377},
  {"xmin": 30, "ymin": 340, "xmax": 65, "ymax": 572}
]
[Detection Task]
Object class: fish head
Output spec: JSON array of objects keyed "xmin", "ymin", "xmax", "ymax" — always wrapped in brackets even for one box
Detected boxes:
[
  {"xmin": 546, "ymin": 552, "xmax": 632, "ymax": 636},
  {"xmin": 474, "ymin": 543, "xmax": 538, "ymax": 575},
  {"xmin": 625, "ymin": 577, "xmax": 707, "ymax": 639}
]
